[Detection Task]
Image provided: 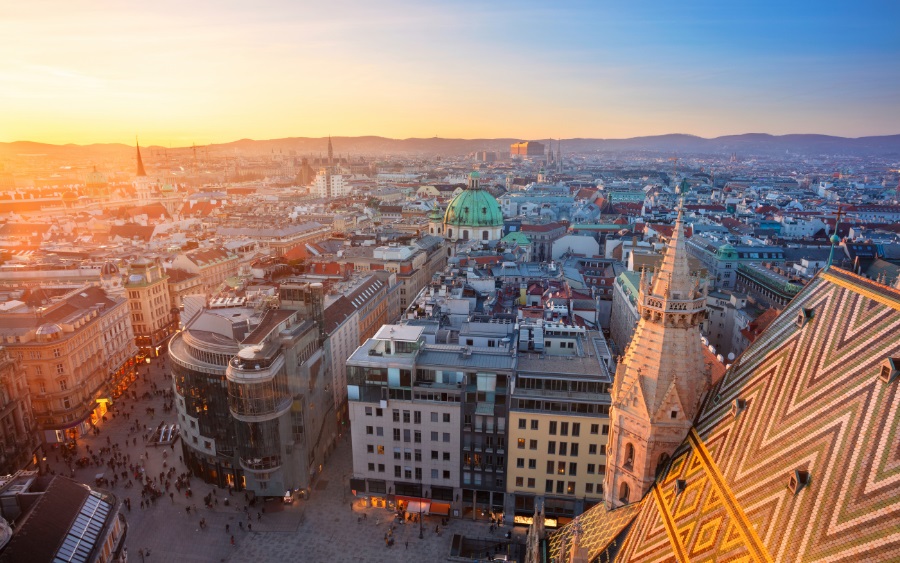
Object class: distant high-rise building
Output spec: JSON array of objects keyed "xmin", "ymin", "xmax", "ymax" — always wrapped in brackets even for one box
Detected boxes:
[{"xmin": 510, "ymin": 141, "xmax": 546, "ymax": 159}]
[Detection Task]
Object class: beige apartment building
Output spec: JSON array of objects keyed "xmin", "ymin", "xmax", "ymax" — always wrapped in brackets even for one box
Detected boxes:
[
  {"xmin": 170, "ymin": 247, "xmax": 240, "ymax": 295},
  {"xmin": 505, "ymin": 323, "xmax": 614, "ymax": 528},
  {"xmin": 0, "ymin": 286, "xmax": 136, "ymax": 444},
  {"xmin": 125, "ymin": 257, "xmax": 175, "ymax": 357}
]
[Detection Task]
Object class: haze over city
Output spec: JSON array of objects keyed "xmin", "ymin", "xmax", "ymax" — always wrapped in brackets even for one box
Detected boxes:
[
  {"xmin": 2, "ymin": 0, "xmax": 899, "ymax": 146},
  {"xmin": 1, "ymin": 2, "xmax": 900, "ymax": 563}
]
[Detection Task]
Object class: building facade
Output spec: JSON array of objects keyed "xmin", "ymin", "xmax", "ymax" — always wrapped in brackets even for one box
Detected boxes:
[
  {"xmin": 0, "ymin": 349, "xmax": 39, "ymax": 474},
  {"xmin": 0, "ymin": 287, "xmax": 136, "ymax": 444},
  {"xmin": 124, "ymin": 257, "xmax": 175, "ymax": 357}
]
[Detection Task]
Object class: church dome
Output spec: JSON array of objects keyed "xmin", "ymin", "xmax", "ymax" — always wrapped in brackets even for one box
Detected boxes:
[
  {"xmin": 100, "ymin": 261, "xmax": 119, "ymax": 276},
  {"xmin": 443, "ymin": 174, "xmax": 503, "ymax": 228}
]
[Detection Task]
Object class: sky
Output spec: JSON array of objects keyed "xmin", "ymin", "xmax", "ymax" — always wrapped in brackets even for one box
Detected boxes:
[{"xmin": 1, "ymin": 0, "xmax": 899, "ymax": 145}]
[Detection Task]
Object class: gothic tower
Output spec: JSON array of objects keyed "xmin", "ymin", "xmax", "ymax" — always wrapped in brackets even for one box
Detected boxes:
[
  {"xmin": 604, "ymin": 203, "xmax": 710, "ymax": 508},
  {"xmin": 327, "ymin": 136, "xmax": 334, "ymax": 167}
]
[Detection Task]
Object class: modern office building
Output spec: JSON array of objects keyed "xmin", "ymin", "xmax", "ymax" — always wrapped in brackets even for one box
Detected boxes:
[{"xmin": 171, "ymin": 303, "xmax": 335, "ymax": 496}]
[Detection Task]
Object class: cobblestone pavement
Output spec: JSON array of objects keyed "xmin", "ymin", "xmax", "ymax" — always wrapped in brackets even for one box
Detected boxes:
[{"xmin": 44, "ymin": 355, "xmax": 523, "ymax": 562}]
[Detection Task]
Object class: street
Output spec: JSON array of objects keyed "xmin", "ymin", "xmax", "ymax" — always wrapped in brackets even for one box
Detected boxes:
[{"xmin": 44, "ymin": 354, "xmax": 523, "ymax": 562}]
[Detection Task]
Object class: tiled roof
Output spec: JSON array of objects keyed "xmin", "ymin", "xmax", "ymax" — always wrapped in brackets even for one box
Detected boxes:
[
  {"xmin": 590, "ymin": 267, "xmax": 900, "ymax": 561},
  {"xmin": 548, "ymin": 501, "xmax": 644, "ymax": 562}
]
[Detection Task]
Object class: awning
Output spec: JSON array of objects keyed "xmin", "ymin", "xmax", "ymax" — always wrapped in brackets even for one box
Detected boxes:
[
  {"xmin": 406, "ymin": 501, "xmax": 431, "ymax": 514},
  {"xmin": 429, "ymin": 502, "xmax": 450, "ymax": 516}
]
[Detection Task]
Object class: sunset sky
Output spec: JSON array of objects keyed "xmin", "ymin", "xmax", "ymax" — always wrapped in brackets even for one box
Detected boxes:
[{"xmin": 2, "ymin": 0, "xmax": 899, "ymax": 146}]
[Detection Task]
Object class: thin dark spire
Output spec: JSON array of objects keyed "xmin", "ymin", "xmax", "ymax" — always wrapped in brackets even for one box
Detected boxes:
[{"xmin": 136, "ymin": 136, "xmax": 147, "ymax": 177}]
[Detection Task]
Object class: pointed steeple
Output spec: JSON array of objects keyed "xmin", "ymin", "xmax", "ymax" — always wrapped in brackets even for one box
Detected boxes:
[
  {"xmin": 651, "ymin": 204, "xmax": 693, "ymax": 299},
  {"xmin": 604, "ymin": 196, "xmax": 709, "ymax": 509},
  {"xmin": 135, "ymin": 138, "xmax": 147, "ymax": 177},
  {"xmin": 327, "ymin": 136, "xmax": 333, "ymax": 167}
]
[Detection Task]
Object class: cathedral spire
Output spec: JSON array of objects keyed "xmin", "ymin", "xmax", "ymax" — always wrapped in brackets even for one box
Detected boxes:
[
  {"xmin": 135, "ymin": 137, "xmax": 147, "ymax": 177},
  {"xmin": 604, "ymin": 194, "xmax": 709, "ymax": 509},
  {"xmin": 327, "ymin": 135, "xmax": 333, "ymax": 167}
]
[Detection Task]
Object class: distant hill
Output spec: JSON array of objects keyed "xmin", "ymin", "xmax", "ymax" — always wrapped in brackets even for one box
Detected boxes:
[{"xmin": 2, "ymin": 133, "xmax": 899, "ymax": 160}]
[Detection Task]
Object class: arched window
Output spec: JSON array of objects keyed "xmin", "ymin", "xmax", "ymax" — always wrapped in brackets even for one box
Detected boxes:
[
  {"xmin": 624, "ymin": 443, "xmax": 635, "ymax": 470},
  {"xmin": 448, "ymin": 228, "xmax": 453, "ymax": 238},
  {"xmin": 482, "ymin": 231, "xmax": 489, "ymax": 241},
  {"xmin": 619, "ymin": 482, "xmax": 630, "ymax": 503},
  {"xmin": 462, "ymin": 230, "xmax": 469, "ymax": 240}
]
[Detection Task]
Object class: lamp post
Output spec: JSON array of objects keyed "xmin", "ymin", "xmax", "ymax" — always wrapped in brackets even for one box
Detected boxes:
[{"xmin": 419, "ymin": 483, "xmax": 424, "ymax": 539}]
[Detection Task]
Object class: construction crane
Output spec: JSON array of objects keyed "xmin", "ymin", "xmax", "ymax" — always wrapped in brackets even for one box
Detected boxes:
[{"xmin": 668, "ymin": 156, "xmax": 679, "ymax": 181}]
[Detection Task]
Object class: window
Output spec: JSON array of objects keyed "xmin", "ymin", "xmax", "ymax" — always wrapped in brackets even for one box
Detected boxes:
[
  {"xmin": 431, "ymin": 412, "xmax": 438, "ymax": 423},
  {"xmin": 561, "ymin": 422, "xmax": 569, "ymax": 436},
  {"xmin": 432, "ymin": 469, "xmax": 439, "ymax": 479},
  {"xmin": 443, "ymin": 470, "xmax": 451, "ymax": 479},
  {"xmin": 558, "ymin": 461, "xmax": 566, "ymax": 475},
  {"xmin": 395, "ymin": 466, "xmax": 401, "ymax": 478},
  {"xmin": 567, "ymin": 481, "xmax": 575, "ymax": 495},
  {"xmin": 527, "ymin": 478, "xmax": 535, "ymax": 488},
  {"xmin": 393, "ymin": 409, "xmax": 400, "ymax": 422},
  {"xmin": 414, "ymin": 450, "xmax": 422, "ymax": 462},
  {"xmin": 515, "ymin": 476, "xmax": 524, "ymax": 487},
  {"xmin": 559, "ymin": 442, "xmax": 567, "ymax": 456},
  {"xmin": 587, "ymin": 463, "xmax": 595, "ymax": 474},
  {"xmin": 545, "ymin": 480, "xmax": 553, "ymax": 493},
  {"xmin": 528, "ymin": 459, "xmax": 536, "ymax": 469},
  {"xmin": 431, "ymin": 450, "xmax": 439, "ymax": 460},
  {"xmin": 518, "ymin": 419, "xmax": 526, "ymax": 429},
  {"xmin": 414, "ymin": 411, "xmax": 421, "ymax": 424},
  {"xmin": 432, "ymin": 431, "xmax": 439, "ymax": 441},
  {"xmin": 517, "ymin": 438, "xmax": 525, "ymax": 449},
  {"xmin": 589, "ymin": 444, "xmax": 597, "ymax": 455},
  {"xmin": 549, "ymin": 421, "xmax": 557, "ymax": 435},
  {"xmin": 377, "ymin": 446, "xmax": 384, "ymax": 455},
  {"xmin": 394, "ymin": 448, "xmax": 402, "ymax": 460},
  {"xmin": 414, "ymin": 431, "xmax": 422, "ymax": 443},
  {"xmin": 403, "ymin": 410, "xmax": 410, "ymax": 423},
  {"xmin": 376, "ymin": 408, "xmax": 383, "ymax": 417},
  {"xmin": 376, "ymin": 427, "xmax": 383, "ymax": 436},
  {"xmin": 368, "ymin": 463, "xmax": 375, "ymax": 471},
  {"xmin": 557, "ymin": 481, "xmax": 565, "ymax": 494},
  {"xmin": 531, "ymin": 420, "xmax": 539, "ymax": 430},
  {"xmin": 414, "ymin": 468, "xmax": 422, "ymax": 480},
  {"xmin": 619, "ymin": 482, "xmax": 630, "ymax": 503},
  {"xmin": 378, "ymin": 464, "xmax": 385, "ymax": 473},
  {"xmin": 442, "ymin": 433, "xmax": 450, "ymax": 443},
  {"xmin": 517, "ymin": 458, "xmax": 525, "ymax": 468},
  {"xmin": 365, "ymin": 406, "xmax": 373, "ymax": 416},
  {"xmin": 546, "ymin": 461, "xmax": 554, "ymax": 474},
  {"xmin": 443, "ymin": 413, "xmax": 450, "ymax": 423},
  {"xmin": 600, "ymin": 445, "xmax": 606, "ymax": 455},
  {"xmin": 393, "ymin": 429, "xmax": 401, "ymax": 441},
  {"xmin": 63, "ymin": 397, "xmax": 71, "ymax": 409},
  {"xmin": 572, "ymin": 423, "xmax": 580, "ymax": 437},
  {"xmin": 570, "ymin": 443, "xmax": 579, "ymax": 457},
  {"xmin": 548, "ymin": 441, "xmax": 556, "ymax": 455},
  {"xmin": 56, "ymin": 364, "xmax": 64, "ymax": 375},
  {"xmin": 367, "ymin": 445, "xmax": 374, "ymax": 453},
  {"xmin": 529, "ymin": 439, "xmax": 538, "ymax": 450},
  {"xmin": 366, "ymin": 426, "xmax": 373, "ymax": 435},
  {"xmin": 443, "ymin": 452, "xmax": 450, "ymax": 461},
  {"xmin": 35, "ymin": 366, "xmax": 43, "ymax": 376},
  {"xmin": 569, "ymin": 462, "xmax": 577, "ymax": 476},
  {"xmin": 53, "ymin": 348, "xmax": 61, "ymax": 358},
  {"xmin": 602, "ymin": 425, "xmax": 609, "ymax": 435},
  {"xmin": 59, "ymin": 379, "xmax": 68, "ymax": 391},
  {"xmin": 403, "ymin": 429, "xmax": 411, "ymax": 443}
]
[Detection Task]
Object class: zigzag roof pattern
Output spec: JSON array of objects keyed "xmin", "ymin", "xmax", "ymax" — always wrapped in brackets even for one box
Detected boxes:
[{"xmin": 551, "ymin": 267, "xmax": 900, "ymax": 561}]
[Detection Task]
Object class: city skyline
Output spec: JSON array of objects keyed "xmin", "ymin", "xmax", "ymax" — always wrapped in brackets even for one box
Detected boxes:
[{"xmin": 3, "ymin": 0, "xmax": 899, "ymax": 146}]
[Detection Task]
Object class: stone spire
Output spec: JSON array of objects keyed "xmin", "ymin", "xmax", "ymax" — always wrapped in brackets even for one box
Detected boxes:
[
  {"xmin": 327, "ymin": 135, "xmax": 333, "ymax": 167},
  {"xmin": 136, "ymin": 138, "xmax": 147, "ymax": 177},
  {"xmin": 604, "ymin": 199, "xmax": 710, "ymax": 509}
]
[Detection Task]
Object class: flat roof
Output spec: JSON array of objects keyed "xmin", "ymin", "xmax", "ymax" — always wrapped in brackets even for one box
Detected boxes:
[{"xmin": 374, "ymin": 324, "xmax": 424, "ymax": 342}]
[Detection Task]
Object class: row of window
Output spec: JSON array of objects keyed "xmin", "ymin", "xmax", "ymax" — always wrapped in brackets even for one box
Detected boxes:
[
  {"xmin": 512, "ymin": 477, "xmax": 604, "ymax": 497},
  {"xmin": 515, "ymin": 439, "xmax": 606, "ymax": 457}
]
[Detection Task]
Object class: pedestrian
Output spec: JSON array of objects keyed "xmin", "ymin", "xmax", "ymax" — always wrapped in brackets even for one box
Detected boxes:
[
  {"xmin": 406, "ymin": 541, "xmax": 409, "ymax": 549},
  {"xmin": 230, "ymin": 535, "xmax": 235, "ymax": 546},
  {"xmin": 248, "ymin": 523, "xmax": 252, "ymax": 532},
  {"xmin": 257, "ymin": 511, "xmax": 261, "ymax": 521},
  {"xmin": 226, "ymin": 524, "xmax": 230, "ymax": 533}
]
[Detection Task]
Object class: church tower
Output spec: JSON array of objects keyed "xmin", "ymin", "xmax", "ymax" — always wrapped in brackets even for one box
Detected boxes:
[
  {"xmin": 133, "ymin": 139, "xmax": 156, "ymax": 202},
  {"xmin": 604, "ymin": 202, "xmax": 710, "ymax": 508}
]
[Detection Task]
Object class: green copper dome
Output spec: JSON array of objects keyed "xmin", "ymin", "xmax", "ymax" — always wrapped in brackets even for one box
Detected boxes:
[{"xmin": 443, "ymin": 185, "xmax": 503, "ymax": 228}]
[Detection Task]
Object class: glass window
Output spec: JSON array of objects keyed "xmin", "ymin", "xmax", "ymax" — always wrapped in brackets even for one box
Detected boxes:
[
  {"xmin": 528, "ymin": 459, "xmax": 536, "ymax": 469},
  {"xmin": 531, "ymin": 419, "xmax": 539, "ymax": 430},
  {"xmin": 431, "ymin": 412, "xmax": 438, "ymax": 423},
  {"xmin": 569, "ymin": 462, "xmax": 577, "ymax": 476},
  {"xmin": 548, "ymin": 441, "xmax": 556, "ymax": 455},
  {"xmin": 571, "ymin": 443, "xmax": 579, "ymax": 456},
  {"xmin": 546, "ymin": 461, "xmax": 554, "ymax": 474},
  {"xmin": 529, "ymin": 440, "xmax": 537, "ymax": 450},
  {"xmin": 442, "ymin": 433, "xmax": 450, "ymax": 442},
  {"xmin": 527, "ymin": 478, "xmax": 535, "ymax": 488},
  {"xmin": 545, "ymin": 480, "xmax": 553, "ymax": 493},
  {"xmin": 589, "ymin": 444, "xmax": 597, "ymax": 455},
  {"xmin": 560, "ymin": 422, "xmax": 569, "ymax": 436},
  {"xmin": 572, "ymin": 423, "xmax": 580, "ymax": 437},
  {"xmin": 549, "ymin": 421, "xmax": 557, "ymax": 435},
  {"xmin": 517, "ymin": 458, "xmax": 525, "ymax": 468},
  {"xmin": 557, "ymin": 461, "xmax": 566, "ymax": 475},
  {"xmin": 517, "ymin": 438, "xmax": 526, "ymax": 449},
  {"xmin": 443, "ymin": 413, "xmax": 451, "ymax": 423},
  {"xmin": 515, "ymin": 476, "xmax": 524, "ymax": 487},
  {"xmin": 587, "ymin": 463, "xmax": 595, "ymax": 474},
  {"xmin": 559, "ymin": 442, "xmax": 567, "ymax": 456},
  {"xmin": 518, "ymin": 419, "xmax": 526, "ymax": 429}
]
